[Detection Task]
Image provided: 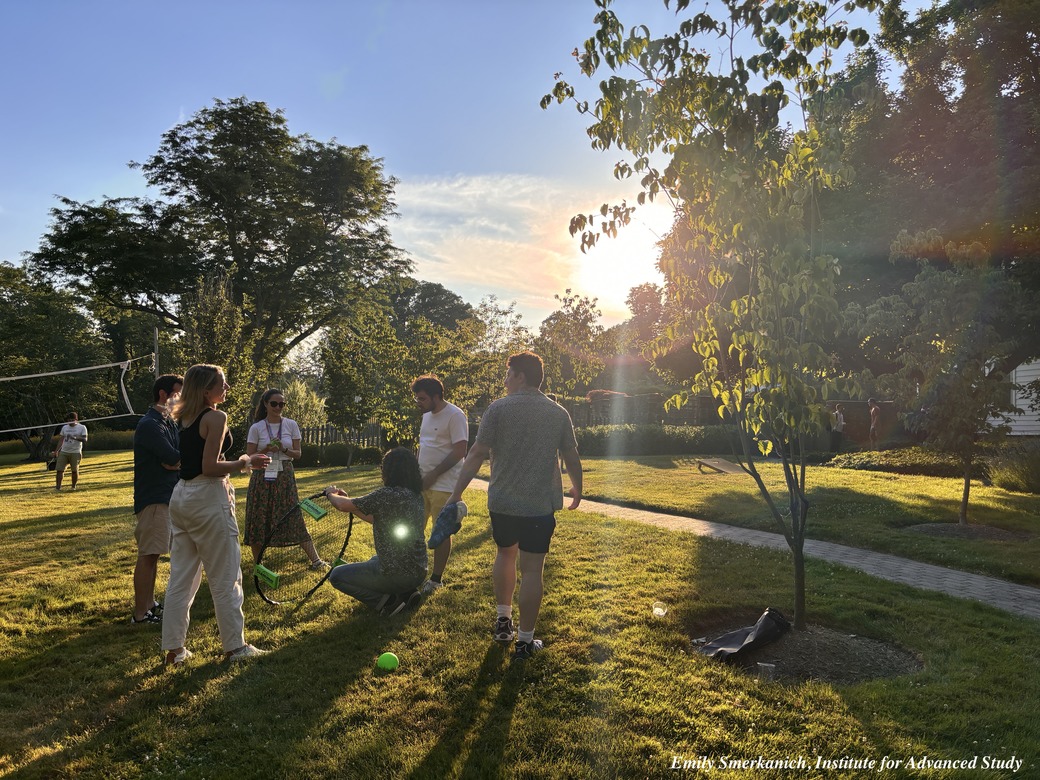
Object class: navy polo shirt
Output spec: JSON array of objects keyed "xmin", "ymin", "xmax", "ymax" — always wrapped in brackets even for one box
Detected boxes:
[{"xmin": 133, "ymin": 407, "xmax": 181, "ymax": 514}]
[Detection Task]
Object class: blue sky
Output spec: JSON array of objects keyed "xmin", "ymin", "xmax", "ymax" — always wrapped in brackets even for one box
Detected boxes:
[{"xmin": 0, "ymin": 0, "xmax": 883, "ymax": 326}]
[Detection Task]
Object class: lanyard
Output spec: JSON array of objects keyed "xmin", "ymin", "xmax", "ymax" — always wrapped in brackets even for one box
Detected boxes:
[{"xmin": 264, "ymin": 421, "xmax": 282, "ymax": 448}]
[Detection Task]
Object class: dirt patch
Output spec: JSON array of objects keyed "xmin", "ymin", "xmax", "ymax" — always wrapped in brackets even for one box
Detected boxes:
[
  {"xmin": 905, "ymin": 523, "xmax": 1031, "ymax": 542},
  {"xmin": 698, "ymin": 624, "xmax": 923, "ymax": 685}
]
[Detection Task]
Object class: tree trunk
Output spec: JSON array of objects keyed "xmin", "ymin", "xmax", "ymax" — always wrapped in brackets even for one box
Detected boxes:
[
  {"xmin": 792, "ymin": 544, "xmax": 806, "ymax": 630},
  {"xmin": 959, "ymin": 463, "xmax": 971, "ymax": 525}
]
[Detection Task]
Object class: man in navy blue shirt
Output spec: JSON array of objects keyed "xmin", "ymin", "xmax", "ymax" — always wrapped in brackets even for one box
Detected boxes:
[{"xmin": 131, "ymin": 374, "xmax": 183, "ymax": 624}]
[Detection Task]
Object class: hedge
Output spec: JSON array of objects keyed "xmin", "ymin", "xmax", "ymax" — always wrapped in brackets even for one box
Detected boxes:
[
  {"xmin": 825, "ymin": 446, "xmax": 985, "ymax": 479},
  {"xmin": 574, "ymin": 424, "xmax": 739, "ymax": 456}
]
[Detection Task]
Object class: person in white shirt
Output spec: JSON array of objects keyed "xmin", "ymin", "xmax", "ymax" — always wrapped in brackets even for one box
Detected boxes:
[
  {"xmin": 411, "ymin": 375, "xmax": 469, "ymax": 595},
  {"xmin": 244, "ymin": 388, "xmax": 324, "ymax": 568},
  {"xmin": 54, "ymin": 411, "xmax": 88, "ymax": 491}
]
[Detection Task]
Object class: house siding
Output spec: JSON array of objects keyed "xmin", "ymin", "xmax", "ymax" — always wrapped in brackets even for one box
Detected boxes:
[{"xmin": 1009, "ymin": 361, "xmax": 1040, "ymax": 436}]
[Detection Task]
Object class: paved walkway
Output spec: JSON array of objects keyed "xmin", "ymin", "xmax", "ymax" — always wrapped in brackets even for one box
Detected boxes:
[{"xmin": 469, "ymin": 481, "xmax": 1040, "ymax": 621}]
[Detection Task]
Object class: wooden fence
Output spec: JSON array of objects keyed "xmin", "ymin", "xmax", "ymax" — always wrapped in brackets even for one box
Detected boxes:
[{"xmin": 300, "ymin": 422, "xmax": 382, "ymax": 449}]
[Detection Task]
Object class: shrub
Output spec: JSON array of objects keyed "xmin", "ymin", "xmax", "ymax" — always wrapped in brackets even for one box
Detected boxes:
[
  {"xmin": 575, "ymin": 424, "xmax": 739, "ymax": 456},
  {"xmin": 987, "ymin": 439, "xmax": 1040, "ymax": 494},
  {"xmin": 826, "ymin": 446, "xmax": 987, "ymax": 479},
  {"xmin": 84, "ymin": 430, "xmax": 136, "ymax": 451},
  {"xmin": 298, "ymin": 443, "xmax": 382, "ymax": 468}
]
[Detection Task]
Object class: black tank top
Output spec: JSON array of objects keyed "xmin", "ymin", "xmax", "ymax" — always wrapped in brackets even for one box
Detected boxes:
[{"xmin": 180, "ymin": 410, "xmax": 234, "ymax": 480}]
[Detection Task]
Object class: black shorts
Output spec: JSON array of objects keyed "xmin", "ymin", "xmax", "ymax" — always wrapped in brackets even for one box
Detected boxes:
[{"xmin": 490, "ymin": 512, "xmax": 557, "ymax": 554}]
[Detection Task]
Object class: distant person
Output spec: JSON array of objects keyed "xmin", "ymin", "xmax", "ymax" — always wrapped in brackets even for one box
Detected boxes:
[
  {"xmin": 445, "ymin": 351, "xmax": 582, "ymax": 662},
  {"xmin": 830, "ymin": 403, "xmax": 845, "ymax": 453},
  {"xmin": 868, "ymin": 399, "xmax": 881, "ymax": 449},
  {"xmin": 131, "ymin": 374, "xmax": 183, "ymax": 624},
  {"xmin": 411, "ymin": 375, "xmax": 468, "ymax": 595},
  {"xmin": 53, "ymin": 411, "xmax": 88, "ymax": 491},
  {"xmin": 162, "ymin": 364, "xmax": 271, "ymax": 666},
  {"xmin": 325, "ymin": 448, "xmax": 428, "ymax": 616},
  {"xmin": 243, "ymin": 388, "xmax": 323, "ymax": 568}
]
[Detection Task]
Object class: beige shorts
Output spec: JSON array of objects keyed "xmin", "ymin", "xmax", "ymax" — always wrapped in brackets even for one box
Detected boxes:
[
  {"xmin": 135, "ymin": 504, "xmax": 173, "ymax": 556},
  {"xmin": 423, "ymin": 489, "xmax": 451, "ymax": 530},
  {"xmin": 55, "ymin": 451, "xmax": 82, "ymax": 472}
]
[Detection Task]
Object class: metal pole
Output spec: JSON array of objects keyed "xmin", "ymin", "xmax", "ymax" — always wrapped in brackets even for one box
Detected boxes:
[{"xmin": 154, "ymin": 327, "xmax": 159, "ymax": 378}]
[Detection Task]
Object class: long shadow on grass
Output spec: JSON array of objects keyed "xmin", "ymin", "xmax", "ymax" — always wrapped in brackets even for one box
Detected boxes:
[{"xmin": 405, "ymin": 643, "xmax": 521, "ymax": 780}]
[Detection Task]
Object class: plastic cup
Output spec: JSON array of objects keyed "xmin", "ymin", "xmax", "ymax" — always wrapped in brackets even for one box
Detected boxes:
[{"xmin": 651, "ymin": 601, "xmax": 668, "ymax": 618}]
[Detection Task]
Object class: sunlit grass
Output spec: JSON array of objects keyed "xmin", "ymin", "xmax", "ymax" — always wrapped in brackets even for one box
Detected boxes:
[
  {"xmin": 575, "ymin": 456, "xmax": 1040, "ymax": 586},
  {"xmin": 1, "ymin": 451, "xmax": 1037, "ymax": 778}
]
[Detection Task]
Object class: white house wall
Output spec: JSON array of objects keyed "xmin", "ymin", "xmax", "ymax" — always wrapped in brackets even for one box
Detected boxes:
[{"xmin": 1009, "ymin": 360, "xmax": 1040, "ymax": 436}]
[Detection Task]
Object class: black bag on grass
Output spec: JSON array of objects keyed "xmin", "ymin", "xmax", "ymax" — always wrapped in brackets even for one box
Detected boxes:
[{"xmin": 698, "ymin": 607, "xmax": 791, "ymax": 661}]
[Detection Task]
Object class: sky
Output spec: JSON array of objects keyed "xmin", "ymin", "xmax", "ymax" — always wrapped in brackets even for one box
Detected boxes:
[{"xmin": 0, "ymin": 1, "xmax": 884, "ymax": 328}]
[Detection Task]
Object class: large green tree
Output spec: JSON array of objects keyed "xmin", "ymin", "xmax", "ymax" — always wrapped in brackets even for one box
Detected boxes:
[
  {"xmin": 875, "ymin": 231, "xmax": 1028, "ymax": 523},
  {"xmin": 546, "ymin": 0, "xmax": 875, "ymax": 628},
  {"xmin": 534, "ymin": 289, "xmax": 604, "ymax": 395},
  {"xmin": 28, "ymin": 97, "xmax": 407, "ymax": 379},
  {"xmin": 0, "ymin": 264, "xmax": 117, "ymax": 458}
]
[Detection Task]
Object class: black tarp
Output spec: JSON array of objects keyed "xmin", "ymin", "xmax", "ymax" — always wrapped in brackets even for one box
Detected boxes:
[{"xmin": 697, "ymin": 607, "xmax": 791, "ymax": 661}]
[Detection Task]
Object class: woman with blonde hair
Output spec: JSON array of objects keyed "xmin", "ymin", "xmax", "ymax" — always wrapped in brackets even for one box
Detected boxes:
[{"xmin": 161, "ymin": 364, "xmax": 271, "ymax": 666}]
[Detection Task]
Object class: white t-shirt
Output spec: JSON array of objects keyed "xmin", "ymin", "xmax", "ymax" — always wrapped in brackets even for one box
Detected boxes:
[
  {"xmin": 247, "ymin": 417, "xmax": 302, "ymax": 462},
  {"xmin": 58, "ymin": 423, "xmax": 88, "ymax": 454},
  {"xmin": 417, "ymin": 402, "xmax": 469, "ymax": 493}
]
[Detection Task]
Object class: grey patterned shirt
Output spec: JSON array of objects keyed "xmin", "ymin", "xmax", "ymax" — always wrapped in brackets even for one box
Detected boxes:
[
  {"xmin": 476, "ymin": 388, "xmax": 578, "ymax": 516},
  {"xmin": 352, "ymin": 486, "xmax": 428, "ymax": 579}
]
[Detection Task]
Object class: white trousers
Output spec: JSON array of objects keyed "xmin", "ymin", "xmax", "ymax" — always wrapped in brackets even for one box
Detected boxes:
[{"xmin": 161, "ymin": 476, "xmax": 246, "ymax": 653}]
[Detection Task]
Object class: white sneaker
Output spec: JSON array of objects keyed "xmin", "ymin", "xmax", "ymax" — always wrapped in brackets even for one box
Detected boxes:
[
  {"xmin": 227, "ymin": 644, "xmax": 268, "ymax": 661},
  {"xmin": 164, "ymin": 648, "xmax": 193, "ymax": 667},
  {"xmin": 421, "ymin": 579, "xmax": 443, "ymax": 596}
]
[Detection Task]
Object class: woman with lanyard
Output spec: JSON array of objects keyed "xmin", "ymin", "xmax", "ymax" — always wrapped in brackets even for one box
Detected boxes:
[
  {"xmin": 162, "ymin": 364, "xmax": 270, "ymax": 666},
  {"xmin": 244, "ymin": 388, "xmax": 326, "ymax": 569}
]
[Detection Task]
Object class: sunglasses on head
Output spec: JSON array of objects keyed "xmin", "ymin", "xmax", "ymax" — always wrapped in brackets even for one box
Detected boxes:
[{"xmin": 268, "ymin": 401, "xmax": 286, "ymax": 407}]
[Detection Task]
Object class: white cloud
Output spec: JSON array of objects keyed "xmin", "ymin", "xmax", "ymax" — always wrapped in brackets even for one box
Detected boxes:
[{"xmin": 394, "ymin": 173, "xmax": 673, "ymax": 327}]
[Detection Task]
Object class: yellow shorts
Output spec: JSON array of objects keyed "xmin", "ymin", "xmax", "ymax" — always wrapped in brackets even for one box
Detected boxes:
[{"xmin": 423, "ymin": 490, "xmax": 450, "ymax": 530}]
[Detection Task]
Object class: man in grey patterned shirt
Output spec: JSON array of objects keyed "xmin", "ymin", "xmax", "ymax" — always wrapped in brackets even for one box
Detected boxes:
[{"xmin": 447, "ymin": 351, "xmax": 582, "ymax": 661}]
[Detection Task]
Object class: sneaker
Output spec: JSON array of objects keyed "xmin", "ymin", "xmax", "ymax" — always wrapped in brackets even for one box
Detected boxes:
[
  {"xmin": 427, "ymin": 501, "xmax": 469, "ymax": 549},
  {"xmin": 404, "ymin": 589, "xmax": 423, "ymax": 610},
  {"xmin": 493, "ymin": 616, "xmax": 515, "ymax": 644},
  {"xmin": 227, "ymin": 644, "xmax": 268, "ymax": 661},
  {"xmin": 309, "ymin": 559, "xmax": 331, "ymax": 571},
  {"xmin": 164, "ymin": 648, "xmax": 193, "ymax": 667},
  {"xmin": 421, "ymin": 579, "xmax": 443, "ymax": 596},
  {"xmin": 151, "ymin": 600, "xmax": 163, "ymax": 616},
  {"xmin": 512, "ymin": 639, "xmax": 543, "ymax": 662},
  {"xmin": 380, "ymin": 595, "xmax": 406, "ymax": 617},
  {"xmin": 131, "ymin": 610, "xmax": 161, "ymax": 624}
]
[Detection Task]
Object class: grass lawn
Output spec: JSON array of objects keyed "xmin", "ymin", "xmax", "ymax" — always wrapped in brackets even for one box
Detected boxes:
[
  {"xmin": 1, "ymin": 451, "xmax": 1037, "ymax": 778},
  {"xmin": 575, "ymin": 456, "xmax": 1040, "ymax": 587}
]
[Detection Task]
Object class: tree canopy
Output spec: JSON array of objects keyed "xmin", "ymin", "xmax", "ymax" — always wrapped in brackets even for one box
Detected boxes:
[{"xmin": 28, "ymin": 97, "xmax": 408, "ymax": 381}]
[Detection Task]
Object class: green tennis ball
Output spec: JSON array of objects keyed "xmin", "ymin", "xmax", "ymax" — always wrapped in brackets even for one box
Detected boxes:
[{"xmin": 376, "ymin": 652, "xmax": 399, "ymax": 671}]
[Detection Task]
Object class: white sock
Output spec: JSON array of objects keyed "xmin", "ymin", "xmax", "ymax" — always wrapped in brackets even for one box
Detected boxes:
[
  {"xmin": 497, "ymin": 605, "xmax": 512, "ymax": 619},
  {"xmin": 517, "ymin": 629, "xmax": 535, "ymax": 644}
]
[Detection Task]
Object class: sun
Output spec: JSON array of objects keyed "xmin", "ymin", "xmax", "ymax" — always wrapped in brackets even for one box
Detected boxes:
[{"xmin": 574, "ymin": 199, "xmax": 673, "ymax": 325}]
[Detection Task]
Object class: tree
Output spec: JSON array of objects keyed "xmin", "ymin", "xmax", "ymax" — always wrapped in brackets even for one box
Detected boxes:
[
  {"xmin": 0, "ymin": 263, "xmax": 114, "ymax": 459},
  {"xmin": 545, "ymin": 0, "xmax": 876, "ymax": 628},
  {"xmin": 28, "ymin": 97, "xmax": 407, "ymax": 381},
  {"xmin": 454, "ymin": 295, "xmax": 533, "ymax": 410},
  {"xmin": 388, "ymin": 278, "xmax": 473, "ymax": 337},
  {"xmin": 178, "ymin": 273, "xmax": 258, "ymax": 429},
  {"xmin": 883, "ymin": 230, "xmax": 1027, "ymax": 524},
  {"xmin": 534, "ymin": 289, "xmax": 604, "ymax": 395},
  {"xmin": 280, "ymin": 377, "xmax": 328, "ymax": 432}
]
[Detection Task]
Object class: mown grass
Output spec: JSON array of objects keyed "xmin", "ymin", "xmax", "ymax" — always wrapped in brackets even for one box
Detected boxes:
[
  {"xmin": 574, "ymin": 456, "xmax": 1040, "ymax": 586},
  {"xmin": 0, "ymin": 451, "xmax": 1037, "ymax": 779}
]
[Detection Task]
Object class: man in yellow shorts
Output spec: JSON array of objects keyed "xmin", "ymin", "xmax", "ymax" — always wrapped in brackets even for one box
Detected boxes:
[{"xmin": 412, "ymin": 375, "xmax": 468, "ymax": 595}]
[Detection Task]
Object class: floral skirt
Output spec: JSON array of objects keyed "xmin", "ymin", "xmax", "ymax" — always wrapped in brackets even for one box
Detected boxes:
[{"xmin": 243, "ymin": 462, "xmax": 310, "ymax": 546}]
